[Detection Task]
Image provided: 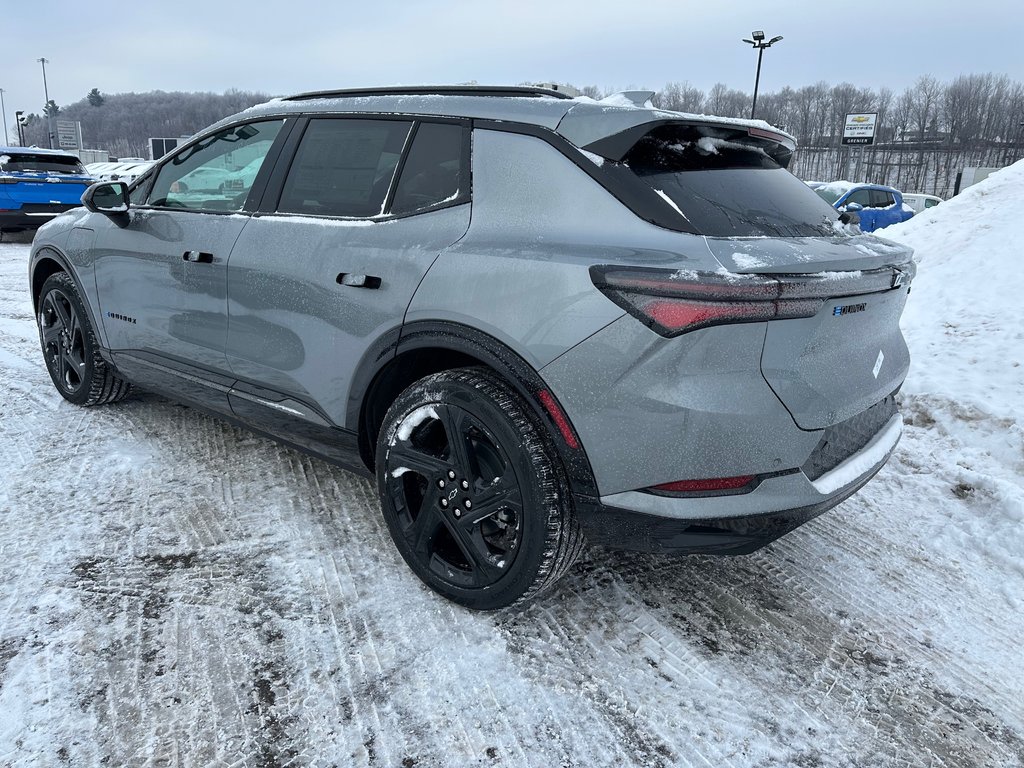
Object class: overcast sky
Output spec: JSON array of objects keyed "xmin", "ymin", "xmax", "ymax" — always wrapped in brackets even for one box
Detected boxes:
[{"xmin": 2, "ymin": 0, "xmax": 1021, "ymax": 135}]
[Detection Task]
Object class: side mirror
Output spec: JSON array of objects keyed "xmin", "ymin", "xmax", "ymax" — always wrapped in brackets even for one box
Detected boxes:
[
  {"xmin": 838, "ymin": 211, "xmax": 861, "ymax": 226},
  {"xmin": 843, "ymin": 201, "xmax": 864, "ymax": 213},
  {"xmin": 82, "ymin": 181, "xmax": 130, "ymax": 217}
]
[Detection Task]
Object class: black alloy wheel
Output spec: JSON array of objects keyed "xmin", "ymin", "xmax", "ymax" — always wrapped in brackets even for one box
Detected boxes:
[
  {"xmin": 39, "ymin": 286, "xmax": 88, "ymax": 395},
  {"xmin": 37, "ymin": 272, "xmax": 131, "ymax": 406},
  {"xmin": 376, "ymin": 368, "xmax": 584, "ymax": 609}
]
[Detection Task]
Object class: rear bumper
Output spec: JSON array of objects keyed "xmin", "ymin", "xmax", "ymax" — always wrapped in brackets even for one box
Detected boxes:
[
  {"xmin": 578, "ymin": 415, "xmax": 901, "ymax": 554},
  {"xmin": 0, "ymin": 204, "xmax": 78, "ymax": 232}
]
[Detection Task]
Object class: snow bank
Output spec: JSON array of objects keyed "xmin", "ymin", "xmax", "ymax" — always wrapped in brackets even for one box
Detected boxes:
[{"xmin": 883, "ymin": 159, "xmax": 1024, "ymax": 572}]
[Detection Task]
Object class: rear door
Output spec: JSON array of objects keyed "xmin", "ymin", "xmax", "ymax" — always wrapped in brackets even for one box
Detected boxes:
[
  {"xmin": 224, "ymin": 117, "xmax": 471, "ymax": 433},
  {"xmin": 91, "ymin": 119, "xmax": 288, "ymax": 401}
]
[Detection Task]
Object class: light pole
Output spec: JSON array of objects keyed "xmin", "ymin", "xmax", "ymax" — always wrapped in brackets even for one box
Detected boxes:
[
  {"xmin": 0, "ymin": 88, "xmax": 8, "ymax": 146},
  {"xmin": 38, "ymin": 57, "xmax": 54, "ymax": 148},
  {"xmin": 741, "ymin": 31, "xmax": 783, "ymax": 120}
]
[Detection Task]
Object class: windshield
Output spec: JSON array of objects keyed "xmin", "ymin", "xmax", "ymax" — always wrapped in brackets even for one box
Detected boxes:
[
  {"xmin": 812, "ymin": 185, "xmax": 844, "ymax": 205},
  {"xmin": 623, "ymin": 125, "xmax": 840, "ymax": 238},
  {"xmin": 0, "ymin": 153, "xmax": 87, "ymax": 175}
]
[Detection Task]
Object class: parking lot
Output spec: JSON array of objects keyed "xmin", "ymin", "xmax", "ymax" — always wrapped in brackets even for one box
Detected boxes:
[{"xmin": 1, "ymin": 220, "xmax": 1022, "ymax": 766}]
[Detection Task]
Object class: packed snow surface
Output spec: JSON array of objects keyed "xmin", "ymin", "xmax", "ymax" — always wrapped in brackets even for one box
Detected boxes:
[{"xmin": 1, "ymin": 163, "xmax": 1023, "ymax": 766}]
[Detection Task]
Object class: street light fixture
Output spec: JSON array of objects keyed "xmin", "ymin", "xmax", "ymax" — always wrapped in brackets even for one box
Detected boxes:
[{"xmin": 741, "ymin": 31, "xmax": 783, "ymax": 120}]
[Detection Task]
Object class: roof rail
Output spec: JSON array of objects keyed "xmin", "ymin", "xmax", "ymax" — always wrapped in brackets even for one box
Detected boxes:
[{"xmin": 281, "ymin": 85, "xmax": 575, "ymax": 102}]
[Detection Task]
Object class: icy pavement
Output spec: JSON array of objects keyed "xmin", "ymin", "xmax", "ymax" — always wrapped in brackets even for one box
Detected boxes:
[{"xmin": 1, "ymin": 186, "xmax": 1023, "ymax": 768}]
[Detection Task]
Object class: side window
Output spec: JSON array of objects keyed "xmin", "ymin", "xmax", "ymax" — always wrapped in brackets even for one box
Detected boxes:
[
  {"xmin": 924, "ymin": 198, "xmax": 938, "ymax": 209},
  {"xmin": 277, "ymin": 119, "xmax": 412, "ymax": 218},
  {"xmin": 390, "ymin": 122, "xmax": 468, "ymax": 216},
  {"xmin": 147, "ymin": 120, "xmax": 284, "ymax": 211},
  {"xmin": 845, "ymin": 189, "xmax": 872, "ymax": 208},
  {"xmin": 871, "ymin": 189, "xmax": 896, "ymax": 208}
]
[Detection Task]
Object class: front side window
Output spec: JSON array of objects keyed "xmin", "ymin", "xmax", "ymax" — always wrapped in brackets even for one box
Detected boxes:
[
  {"xmin": 147, "ymin": 120, "xmax": 284, "ymax": 211},
  {"xmin": 390, "ymin": 122, "xmax": 467, "ymax": 215},
  {"xmin": 277, "ymin": 119, "xmax": 412, "ymax": 218},
  {"xmin": 844, "ymin": 189, "xmax": 873, "ymax": 208}
]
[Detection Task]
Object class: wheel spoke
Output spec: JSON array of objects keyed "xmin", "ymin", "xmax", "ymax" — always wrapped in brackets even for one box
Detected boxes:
[
  {"xmin": 465, "ymin": 475, "xmax": 522, "ymax": 526},
  {"xmin": 67, "ymin": 307, "xmax": 80, "ymax": 343},
  {"xmin": 440, "ymin": 515, "xmax": 506, "ymax": 586},
  {"xmin": 55, "ymin": 348, "xmax": 67, "ymax": 383},
  {"xmin": 438, "ymin": 404, "xmax": 476, "ymax": 479},
  {"xmin": 41, "ymin": 321, "xmax": 62, "ymax": 345},
  {"xmin": 404, "ymin": 486, "xmax": 443, "ymax": 558},
  {"xmin": 386, "ymin": 442, "xmax": 449, "ymax": 480},
  {"xmin": 50, "ymin": 293, "xmax": 72, "ymax": 330}
]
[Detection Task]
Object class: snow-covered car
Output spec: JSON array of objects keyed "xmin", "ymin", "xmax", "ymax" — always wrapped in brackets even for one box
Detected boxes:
[
  {"xmin": 809, "ymin": 181, "xmax": 914, "ymax": 232},
  {"xmin": 901, "ymin": 193, "xmax": 942, "ymax": 214},
  {"xmin": 85, "ymin": 161, "xmax": 155, "ymax": 186},
  {"xmin": 28, "ymin": 86, "xmax": 916, "ymax": 609},
  {"xmin": 0, "ymin": 148, "xmax": 95, "ymax": 235}
]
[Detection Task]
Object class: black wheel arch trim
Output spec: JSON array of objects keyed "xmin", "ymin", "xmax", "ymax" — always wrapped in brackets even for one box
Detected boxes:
[
  {"xmin": 351, "ymin": 319, "xmax": 600, "ymax": 506},
  {"xmin": 30, "ymin": 246, "xmax": 104, "ymax": 345}
]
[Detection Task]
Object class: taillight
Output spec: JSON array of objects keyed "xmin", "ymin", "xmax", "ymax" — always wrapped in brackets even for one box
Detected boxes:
[{"xmin": 590, "ymin": 265, "xmax": 822, "ymax": 336}]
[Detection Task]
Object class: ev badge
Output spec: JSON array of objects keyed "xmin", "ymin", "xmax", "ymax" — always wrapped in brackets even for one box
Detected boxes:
[{"xmin": 892, "ymin": 269, "xmax": 905, "ymax": 289}]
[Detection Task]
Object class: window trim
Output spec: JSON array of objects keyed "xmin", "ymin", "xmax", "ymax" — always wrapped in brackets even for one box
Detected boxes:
[
  {"xmin": 256, "ymin": 113, "xmax": 472, "ymax": 223},
  {"xmin": 132, "ymin": 116, "xmax": 294, "ymax": 216}
]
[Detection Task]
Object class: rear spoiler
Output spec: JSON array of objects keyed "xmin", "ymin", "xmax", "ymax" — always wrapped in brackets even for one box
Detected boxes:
[{"xmin": 579, "ymin": 119, "xmax": 796, "ymax": 168}]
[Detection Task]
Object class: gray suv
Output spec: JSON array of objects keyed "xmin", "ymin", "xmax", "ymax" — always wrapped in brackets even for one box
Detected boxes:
[{"xmin": 29, "ymin": 86, "xmax": 914, "ymax": 609}]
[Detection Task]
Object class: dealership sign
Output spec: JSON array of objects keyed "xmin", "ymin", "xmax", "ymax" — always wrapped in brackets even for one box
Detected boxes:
[{"xmin": 843, "ymin": 113, "xmax": 878, "ymax": 146}]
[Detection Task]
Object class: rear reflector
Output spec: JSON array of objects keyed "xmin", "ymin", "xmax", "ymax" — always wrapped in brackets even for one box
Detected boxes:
[
  {"xmin": 650, "ymin": 475, "xmax": 756, "ymax": 493},
  {"xmin": 537, "ymin": 389, "xmax": 580, "ymax": 450}
]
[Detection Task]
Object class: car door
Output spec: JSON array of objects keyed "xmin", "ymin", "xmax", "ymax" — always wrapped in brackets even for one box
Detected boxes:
[
  {"xmin": 842, "ymin": 188, "xmax": 877, "ymax": 232},
  {"xmin": 91, "ymin": 119, "xmax": 288, "ymax": 405},
  {"xmin": 223, "ymin": 117, "xmax": 471, "ymax": 449}
]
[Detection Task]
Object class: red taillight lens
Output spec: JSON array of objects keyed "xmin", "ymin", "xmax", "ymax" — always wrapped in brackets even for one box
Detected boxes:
[
  {"xmin": 650, "ymin": 475, "xmax": 757, "ymax": 494},
  {"xmin": 590, "ymin": 265, "xmax": 824, "ymax": 336}
]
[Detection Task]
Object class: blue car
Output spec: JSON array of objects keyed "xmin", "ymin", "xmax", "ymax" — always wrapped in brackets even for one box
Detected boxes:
[
  {"xmin": 809, "ymin": 181, "xmax": 913, "ymax": 233},
  {"xmin": 0, "ymin": 147, "xmax": 95, "ymax": 236}
]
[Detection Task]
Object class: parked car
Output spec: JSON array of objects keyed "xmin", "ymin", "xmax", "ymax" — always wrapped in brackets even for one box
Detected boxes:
[
  {"xmin": 808, "ymin": 181, "xmax": 913, "ymax": 232},
  {"xmin": 0, "ymin": 147, "xmax": 95, "ymax": 236},
  {"xmin": 85, "ymin": 160, "xmax": 156, "ymax": 186},
  {"xmin": 29, "ymin": 86, "xmax": 915, "ymax": 609},
  {"xmin": 902, "ymin": 193, "xmax": 942, "ymax": 214}
]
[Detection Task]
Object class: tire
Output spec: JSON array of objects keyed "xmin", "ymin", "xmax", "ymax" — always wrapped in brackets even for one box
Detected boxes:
[
  {"xmin": 375, "ymin": 367, "xmax": 584, "ymax": 610},
  {"xmin": 37, "ymin": 272, "xmax": 131, "ymax": 406}
]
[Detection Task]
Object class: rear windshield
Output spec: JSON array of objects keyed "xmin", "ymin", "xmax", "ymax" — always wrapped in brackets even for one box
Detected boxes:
[
  {"xmin": 623, "ymin": 126, "xmax": 839, "ymax": 237},
  {"xmin": 0, "ymin": 153, "xmax": 87, "ymax": 175}
]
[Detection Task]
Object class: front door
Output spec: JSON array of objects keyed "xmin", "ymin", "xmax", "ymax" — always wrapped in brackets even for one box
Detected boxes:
[{"xmin": 92, "ymin": 119, "xmax": 287, "ymax": 400}]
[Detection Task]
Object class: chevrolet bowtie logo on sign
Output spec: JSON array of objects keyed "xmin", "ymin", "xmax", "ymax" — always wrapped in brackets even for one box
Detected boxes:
[{"xmin": 843, "ymin": 112, "xmax": 878, "ymax": 146}]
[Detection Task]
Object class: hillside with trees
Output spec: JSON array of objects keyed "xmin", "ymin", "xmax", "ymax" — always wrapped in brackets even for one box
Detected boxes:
[
  {"xmin": 14, "ymin": 74, "xmax": 1024, "ymax": 197},
  {"xmin": 17, "ymin": 89, "xmax": 269, "ymax": 158}
]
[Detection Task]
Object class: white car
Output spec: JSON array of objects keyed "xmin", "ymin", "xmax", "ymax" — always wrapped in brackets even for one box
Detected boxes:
[{"xmin": 901, "ymin": 193, "xmax": 942, "ymax": 214}]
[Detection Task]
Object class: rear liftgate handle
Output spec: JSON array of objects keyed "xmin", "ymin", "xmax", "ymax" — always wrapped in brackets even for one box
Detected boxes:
[
  {"xmin": 336, "ymin": 272, "xmax": 381, "ymax": 289},
  {"xmin": 182, "ymin": 250, "xmax": 214, "ymax": 264}
]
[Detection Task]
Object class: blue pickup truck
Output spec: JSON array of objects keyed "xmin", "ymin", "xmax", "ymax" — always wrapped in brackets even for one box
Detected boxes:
[
  {"xmin": 808, "ymin": 181, "xmax": 914, "ymax": 232},
  {"xmin": 0, "ymin": 147, "xmax": 95, "ymax": 237}
]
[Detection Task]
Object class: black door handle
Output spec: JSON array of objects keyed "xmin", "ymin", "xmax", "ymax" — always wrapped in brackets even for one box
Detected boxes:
[
  {"xmin": 183, "ymin": 250, "xmax": 214, "ymax": 263},
  {"xmin": 337, "ymin": 273, "xmax": 381, "ymax": 289}
]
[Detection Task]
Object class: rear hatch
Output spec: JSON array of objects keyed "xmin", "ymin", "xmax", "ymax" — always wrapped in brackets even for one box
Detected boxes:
[
  {"xmin": 603, "ymin": 122, "xmax": 916, "ymax": 431},
  {"xmin": 0, "ymin": 151, "xmax": 94, "ymax": 207}
]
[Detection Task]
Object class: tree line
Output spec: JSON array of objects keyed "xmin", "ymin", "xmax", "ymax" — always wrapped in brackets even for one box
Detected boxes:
[
  {"xmin": 15, "ymin": 89, "xmax": 270, "ymax": 158},
  {"xmin": 12, "ymin": 74, "xmax": 1023, "ymax": 197}
]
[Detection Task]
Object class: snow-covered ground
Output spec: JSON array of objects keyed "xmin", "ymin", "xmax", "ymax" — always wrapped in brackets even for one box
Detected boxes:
[{"xmin": 1, "ymin": 165, "xmax": 1022, "ymax": 767}]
